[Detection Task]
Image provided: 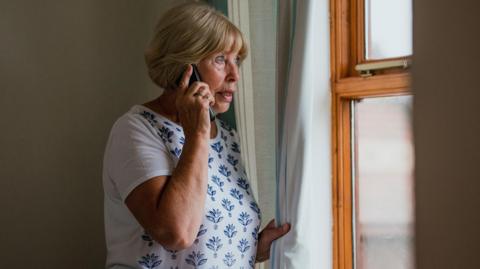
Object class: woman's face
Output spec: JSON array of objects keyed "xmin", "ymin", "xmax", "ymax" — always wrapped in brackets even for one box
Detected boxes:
[{"xmin": 196, "ymin": 49, "xmax": 241, "ymax": 114}]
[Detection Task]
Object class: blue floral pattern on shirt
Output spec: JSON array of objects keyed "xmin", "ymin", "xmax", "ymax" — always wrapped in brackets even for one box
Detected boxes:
[{"xmin": 136, "ymin": 109, "xmax": 261, "ymax": 269}]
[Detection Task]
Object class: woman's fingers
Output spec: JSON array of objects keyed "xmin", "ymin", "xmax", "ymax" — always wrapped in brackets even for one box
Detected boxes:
[
  {"xmin": 176, "ymin": 65, "xmax": 212, "ymax": 102},
  {"xmin": 255, "ymin": 221, "xmax": 291, "ymax": 263},
  {"xmin": 190, "ymin": 83, "xmax": 215, "ymax": 108},
  {"xmin": 260, "ymin": 219, "xmax": 290, "ymax": 243},
  {"xmin": 197, "ymin": 94, "xmax": 215, "ymax": 108},
  {"xmin": 266, "ymin": 223, "xmax": 290, "ymax": 242},
  {"xmin": 174, "ymin": 66, "xmax": 213, "ymax": 134},
  {"xmin": 193, "ymin": 86, "xmax": 211, "ymax": 99}
]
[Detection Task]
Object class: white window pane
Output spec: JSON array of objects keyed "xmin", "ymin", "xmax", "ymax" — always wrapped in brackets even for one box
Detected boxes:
[
  {"xmin": 353, "ymin": 96, "xmax": 415, "ymax": 269},
  {"xmin": 365, "ymin": 0, "xmax": 412, "ymax": 59}
]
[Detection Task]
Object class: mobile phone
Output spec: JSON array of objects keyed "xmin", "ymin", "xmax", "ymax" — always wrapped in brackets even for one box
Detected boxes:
[{"xmin": 177, "ymin": 64, "xmax": 216, "ymax": 121}]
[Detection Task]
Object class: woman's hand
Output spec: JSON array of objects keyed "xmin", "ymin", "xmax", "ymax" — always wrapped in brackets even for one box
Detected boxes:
[
  {"xmin": 256, "ymin": 219, "xmax": 291, "ymax": 263},
  {"xmin": 175, "ymin": 65, "xmax": 215, "ymax": 139}
]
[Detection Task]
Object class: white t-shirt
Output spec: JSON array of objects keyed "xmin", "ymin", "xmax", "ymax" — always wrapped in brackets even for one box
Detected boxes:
[{"xmin": 103, "ymin": 105, "xmax": 261, "ymax": 269}]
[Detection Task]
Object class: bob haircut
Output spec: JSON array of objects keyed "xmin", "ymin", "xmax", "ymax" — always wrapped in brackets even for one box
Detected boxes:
[{"xmin": 145, "ymin": 2, "xmax": 248, "ymax": 90}]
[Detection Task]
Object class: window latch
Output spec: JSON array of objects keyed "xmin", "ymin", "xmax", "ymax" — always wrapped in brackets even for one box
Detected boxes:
[{"xmin": 355, "ymin": 59, "xmax": 411, "ymax": 77}]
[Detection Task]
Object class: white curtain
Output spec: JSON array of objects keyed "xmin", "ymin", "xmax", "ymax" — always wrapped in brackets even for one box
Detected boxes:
[{"xmin": 271, "ymin": 0, "xmax": 332, "ymax": 268}]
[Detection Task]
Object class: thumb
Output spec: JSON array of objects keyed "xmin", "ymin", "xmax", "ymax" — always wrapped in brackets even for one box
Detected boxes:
[{"xmin": 177, "ymin": 64, "xmax": 192, "ymax": 93}]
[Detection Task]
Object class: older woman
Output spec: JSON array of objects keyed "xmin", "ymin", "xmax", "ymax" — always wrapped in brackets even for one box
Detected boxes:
[{"xmin": 103, "ymin": 2, "xmax": 290, "ymax": 268}]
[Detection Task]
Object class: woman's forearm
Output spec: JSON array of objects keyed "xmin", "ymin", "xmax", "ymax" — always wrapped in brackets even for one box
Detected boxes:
[{"xmin": 152, "ymin": 133, "xmax": 210, "ymax": 248}]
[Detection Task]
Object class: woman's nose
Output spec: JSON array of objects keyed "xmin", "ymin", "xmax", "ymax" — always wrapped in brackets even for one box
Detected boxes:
[{"xmin": 226, "ymin": 61, "xmax": 239, "ymax": 82}]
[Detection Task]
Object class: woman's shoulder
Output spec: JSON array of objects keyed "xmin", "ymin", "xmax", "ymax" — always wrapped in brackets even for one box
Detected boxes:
[
  {"xmin": 108, "ymin": 106, "xmax": 168, "ymax": 143},
  {"xmin": 112, "ymin": 105, "xmax": 178, "ymax": 132},
  {"xmin": 110, "ymin": 105, "xmax": 154, "ymax": 134}
]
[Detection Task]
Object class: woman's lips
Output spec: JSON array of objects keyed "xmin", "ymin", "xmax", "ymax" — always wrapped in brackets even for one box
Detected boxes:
[{"xmin": 216, "ymin": 91, "xmax": 234, "ymax": 103}]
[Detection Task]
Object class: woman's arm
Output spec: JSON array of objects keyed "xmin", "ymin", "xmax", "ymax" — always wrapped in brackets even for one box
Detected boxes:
[
  {"xmin": 125, "ymin": 132, "xmax": 209, "ymax": 250},
  {"xmin": 125, "ymin": 65, "xmax": 215, "ymax": 250}
]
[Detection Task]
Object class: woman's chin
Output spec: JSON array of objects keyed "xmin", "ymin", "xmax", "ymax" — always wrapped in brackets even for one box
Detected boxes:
[{"xmin": 212, "ymin": 103, "xmax": 231, "ymax": 114}]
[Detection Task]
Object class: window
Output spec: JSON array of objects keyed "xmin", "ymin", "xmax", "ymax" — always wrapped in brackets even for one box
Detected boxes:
[
  {"xmin": 353, "ymin": 96, "xmax": 414, "ymax": 269},
  {"xmin": 365, "ymin": 0, "xmax": 412, "ymax": 59},
  {"xmin": 330, "ymin": 0, "xmax": 413, "ymax": 269}
]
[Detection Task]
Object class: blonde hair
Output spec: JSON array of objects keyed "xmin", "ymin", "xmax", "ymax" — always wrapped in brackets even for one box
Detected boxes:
[{"xmin": 145, "ymin": 2, "xmax": 248, "ymax": 90}]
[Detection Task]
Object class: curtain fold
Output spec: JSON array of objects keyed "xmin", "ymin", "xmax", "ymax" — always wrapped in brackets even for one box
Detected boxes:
[{"xmin": 271, "ymin": 0, "xmax": 332, "ymax": 268}]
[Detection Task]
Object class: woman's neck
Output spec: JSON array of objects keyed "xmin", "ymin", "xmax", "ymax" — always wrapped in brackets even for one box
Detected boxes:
[{"xmin": 143, "ymin": 91, "xmax": 179, "ymax": 123}]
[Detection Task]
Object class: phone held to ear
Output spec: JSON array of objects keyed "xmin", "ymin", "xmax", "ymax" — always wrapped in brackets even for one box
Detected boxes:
[{"xmin": 177, "ymin": 64, "xmax": 216, "ymax": 122}]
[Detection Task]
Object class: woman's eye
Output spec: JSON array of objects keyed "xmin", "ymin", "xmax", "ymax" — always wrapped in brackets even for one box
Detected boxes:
[
  {"xmin": 214, "ymin": 55, "xmax": 226, "ymax": 64},
  {"xmin": 235, "ymin": 56, "xmax": 241, "ymax": 66}
]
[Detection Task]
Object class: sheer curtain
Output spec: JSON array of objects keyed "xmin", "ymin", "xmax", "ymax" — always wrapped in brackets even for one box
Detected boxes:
[{"xmin": 271, "ymin": 0, "xmax": 332, "ymax": 268}]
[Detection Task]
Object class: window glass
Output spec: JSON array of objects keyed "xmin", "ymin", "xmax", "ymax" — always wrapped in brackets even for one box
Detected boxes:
[
  {"xmin": 353, "ymin": 96, "xmax": 414, "ymax": 269},
  {"xmin": 365, "ymin": 0, "xmax": 412, "ymax": 59}
]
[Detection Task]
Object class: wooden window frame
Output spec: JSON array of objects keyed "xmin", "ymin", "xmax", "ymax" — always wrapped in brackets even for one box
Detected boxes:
[{"xmin": 330, "ymin": 0, "xmax": 412, "ymax": 269}]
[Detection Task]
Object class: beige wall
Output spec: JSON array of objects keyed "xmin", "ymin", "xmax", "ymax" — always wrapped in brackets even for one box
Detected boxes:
[
  {"xmin": 413, "ymin": 0, "xmax": 480, "ymax": 268},
  {"xmin": 0, "ymin": 0, "xmax": 183, "ymax": 267}
]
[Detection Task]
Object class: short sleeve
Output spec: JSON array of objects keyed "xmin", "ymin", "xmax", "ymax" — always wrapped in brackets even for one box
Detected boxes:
[{"xmin": 104, "ymin": 113, "xmax": 174, "ymax": 201}]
